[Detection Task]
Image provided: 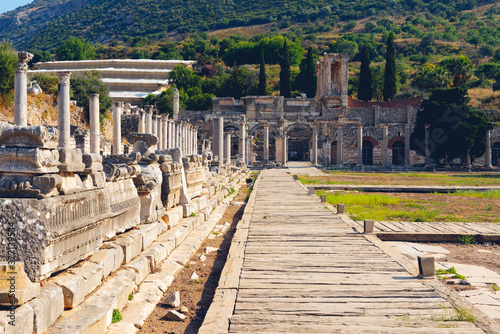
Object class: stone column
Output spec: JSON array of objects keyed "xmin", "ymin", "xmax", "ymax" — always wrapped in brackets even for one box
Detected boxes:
[
  {"xmin": 425, "ymin": 124, "xmax": 431, "ymax": 166},
  {"xmin": 247, "ymin": 135, "xmax": 253, "ymax": 165},
  {"xmin": 173, "ymin": 88, "xmax": 179, "ymax": 121},
  {"xmin": 112, "ymin": 101, "xmax": 122, "ymax": 155},
  {"xmin": 263, "ymin": 124, "xmax": 269, "ymax": 164},
  {"xmin": 357, "ymin": 123, "xmax": 363, "ymax": 165},
  {"xmin": 168, "ymin": 121, "xmax": 174, "ymax": 149},
  {"xmin": 57, "ymin": 72, "xmax": 72, "ymax": 148},
  {"xmin": 213, "ymin": 118, "xmax": 224, "ymax": 164},
  {"xmin": 89, "ymin": 94, "xmax": 100, "ymax": 154},
  {"xmin": 337, "ymin": 125, "xmax": 343, "ymax": 166},
  {"xmin": 145, "ymin": 109, "xmax": 152, "ymax": 134},
  {"xmin": 239, "ymin": 121, "xmax": 247, "ymax": 164},
  {"xmin": 193, "ymin": 127, "xmax": 198, "ymax": 155},
  {"xmin": 275, "ymin": 137, "xmax": 283, "ymax": 163},
  {"xmin": 405, "ymin": 124, "xmax": 411, "ymax": 167},
  {"xmin": 162, "ymin": 115, "xmax": 168, "ymax": 150},
  {"xmin": 282, "ymin": 135, "xmax": 288, "ymax": 165},
  {"xmin": 485, "ymin": 129, "xmax": 492, "ymax": 168},
  {"xmin": 312, "ymin": 125, "xmax": 318, "ymax": 165},
  {"xmin": 156, "ymin": 115, "xmax": 162, "ymax": 150},
  {"xmin": 14, "ymin": 52, "xmax": 33, "ymax": 127},
  {"xmin": 382, "ymin": 124, "xmax": 388, "ymax": 166},
  {"xmin": 225, "ymin": 132, "xmax": 231, "ymax": 163},
  {"xmin": 138, "ymin": 109, "xmax": 145, "ymax": 133},
  {"xmin": 152, "ymin": 114, "xmax": 157, "ymax": 138}
]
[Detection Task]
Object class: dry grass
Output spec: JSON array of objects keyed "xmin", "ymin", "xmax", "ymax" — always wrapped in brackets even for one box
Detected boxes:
[{"xmin": 469, "ymin": 87, "xmax": 500, "ymax": 110}]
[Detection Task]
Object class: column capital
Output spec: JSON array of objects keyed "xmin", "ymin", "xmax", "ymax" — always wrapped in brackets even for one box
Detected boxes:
[
  {"xmin": 263, "ymin": 124, "xmax": 269, "ymax": 129},
  {"xmin": 17, "ymin": 52, "xmax": 33, "ymax": 71},
  {"xmin": 161, "ymin": 113, "xmax": 169, "ymax": 120},
  {"xmin": 382, "ymin": 123, "xmax": 388, "ymax": 129},
  {"xmin": 425, "ymin": 124, "xmax": 431, "ymax": 129},
  {"xmin": 58, "ymin": 71, "xmax": 72, "ymax": 85},
  {"xmin": 357, "ymin": 122, "xmax": 363, "ymax": 128}
]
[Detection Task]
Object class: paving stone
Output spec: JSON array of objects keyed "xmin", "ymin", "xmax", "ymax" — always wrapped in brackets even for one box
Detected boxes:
[
  {"xmin": 467, "ymin": 293, "xmax": 500, "ymax": 306},
  {"xmin": 45, "ymin": 305, "xmax": 108, "ymax": 334},
  {"xmin": 89, "ymin": 250, "xmax": 116, "ymax": 279},
  {"xmin": 205, "ymin": 246, "xmax": 219, "ymax": 254},
  {"xmin": 100, "ymin": 243, "xmax": 125, "ymax": 273},
  {"xmin": 112, "ymin": 232, "xmax": 143, "ymax": 264},
  {"xmin": 142, "ymin": 243, "xmax": 168, "ymax": 270},
  {"xmin": 29, "ymin": 283, "xmax": 64, "ymax": 334},
  {"xmin": 125, "ymin": 256, "xmax": 151, "ymax": 283},
  {"xmin": 0, "ymin": 303, "xmax": 34, "ymax": 334},
  {"xmin": 0, "ymin": 262, "xmax": 40, "ymax": 306},
  {"xmin": 166, "ymin": 310, "xmax": 185, "ymax": 321},
  {"xmin": 136, "ymin": 223, "xmax": 159, "ymax": 250},
  {"xmin": 166, "ymin": 291, "xmax": 180, "ymax": 307}
]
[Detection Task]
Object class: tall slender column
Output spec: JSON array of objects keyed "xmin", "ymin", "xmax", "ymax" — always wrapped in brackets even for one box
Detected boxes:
[
  {"xmin": 138, "ymin": 109, "xmax": 145, "ymax": 133},
  {"xmin": 282, "ymin": 134, "xmax": 287, "ymax": 165},
  {"xmin": 145, "ymin": 109, "xmax": 152, "ymax": 134},
  {"xmin": 382, "ymin": 124, "xmax": 388, "ymax": 166},
  {"xmin": 357, "ymin": 123, "xmax": 363, "ymax": 165},
  {"xmin": 405, "ymin": 124, "xmax": 411, "ymax": 166},
  {"xmin": 168, "ymin": 121, "xmax": 173, "ymax": 149},
  {"xmin": 89, "ymin": 94, "xmax": 100, "ymax": 154},
  {"xmin": 263, "ymin": 124, "xmax": 269, "ymax": 164},
  {"xmin": 425, "ymin": 124, "xmax": 431, "ymax": 166},
  {"xmin": 156, "ymin": 115, "xmax": 162, "ymax": 150},
  {"xmin": 247, "ymin": 135, "xmax": 253, "ymax": 164},
  {"xmin": 14, "ymin": 52, "xmax": 33, "ymax": 126},
  {"xmin": 213, "ymin": 118, "xmax": 224, "ymax": 165},
  {"xmin": 57, "ymin": 72, "xmax": 72, "ymax": 148},
  {"xmin": 485, "ymin": 129, "xmax": 492, "ymax": 168},
  {"xmin": 312, "ymin": 125, "xmax": 318, "ymax": 165},
  {"xmin": 173, "ymin": 88, "xmax": 179, "ymax": 120},
  {"xmin": 152, "ymin": 114, "xmax": 157, "ymax": 138},
  {"xmin": 193, "ymin": 127, "xmax": 198, "ymax": 155},
  {"xmin": 225, "ymin": 133, "xmax": 231, "ymax": 163},
  {"xmin": 112, "ymin": 102, "xmax": 122, "ymax": 154},
  {"xmin": 239, "ymin": 121, "xmax": 246, "ymax": 164},
  {"xmin": 337, "ymin": 125, "xmax": 343, "ymax": 166}
]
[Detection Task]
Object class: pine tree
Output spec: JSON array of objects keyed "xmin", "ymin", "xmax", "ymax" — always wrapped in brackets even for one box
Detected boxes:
[
  {"xmin": 304, "ymin": 47, "xmax": 316, "ymax": 98},
  {"xmin": 280, "ymin": 38, "xmax": 291, "ymax": 98},
  {"xmin": 358, "ymin": 46, "xmax": 372, "ymax": 101},
  {"xmin": 383, "ymin": 33, "xmax": 397, "ymax": 101},
  {"xmin": 258, "ymin": 51, "xmax": 267, "ymax": 96}
]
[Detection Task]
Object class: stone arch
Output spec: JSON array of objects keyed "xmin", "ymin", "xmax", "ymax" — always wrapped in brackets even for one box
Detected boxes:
[
  {"xmin": 356, "ymin": 136, "xmax": 378, "ymax": 148},
  {"xmin": 248, "ymin": 123, "xmax": 280, "ymax": 137},
  {"xmin": 388, "ymin": 136, "xmax": 405, "ymax": 148},
  {"xmin": 223, "ymin": 123, "xmax": 240, "ymax": 158},
  {"xmin": 284, "ymin": 122, "xmax": 313, "ymax": 135}
]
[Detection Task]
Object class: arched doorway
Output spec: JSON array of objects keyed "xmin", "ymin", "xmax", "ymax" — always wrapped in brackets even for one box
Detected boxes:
[
  {"xmin": 493, "ymin": 142, "xmax": 500, "ymax": 166},
  {"xmin": 331, "ymin": 141, "xmax": 337, "ymax": 165},
  {"xmin": 362, "ymin": 141, "xmax": 373, "ymax": 165},
  {"xmin": 392, "ymin": 141, "xmax": 405, "ymax": 165},
  {"xmin": 286, "ymin": 124, "xmax": 312, "ymax": 162},
  {"xmin": 248, "ymin": 124, "xmax": 277, "ymax": 162},
  {"xmin": 224, "ymin": 125, "xmax": 240, "ymax": 159}
]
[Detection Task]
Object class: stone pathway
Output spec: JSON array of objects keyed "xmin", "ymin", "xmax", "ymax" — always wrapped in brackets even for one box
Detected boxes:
[
  {"xmin": 284, "ymin": 161, "xmax": 324, "ymax": 175},
  {"xmin": 222, "ymin": 170, "xmax": 486, "ymax": 333}
]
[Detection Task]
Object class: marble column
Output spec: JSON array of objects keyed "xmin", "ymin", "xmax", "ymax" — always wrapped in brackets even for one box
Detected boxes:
[
  {"xmin": 168, "ymin": 121, "xmax": 173, "ymax": 149},
  {"xmin": 405, "ymin": 124, "xmax": 411, "ymax": 166},
  {"xmin": 145, "ymin": 109, "xmax": 152, "ymax": 134},
  {"xmin": 138, "ymin": 109, "xmax": 145, "ymax": 133},
  {"xmin": 239, "ymin": 121, "xmax": 246, "ymax": 164},
  {"xmin": 225, "ymin": 132, "xmax": 231, "ymax": 163},
  {"xmin": 425, "ymin": 124, "xmax": 431, "ymax": 166},
  {"xmin": 485, "ymin": 129, "xmax": 492, "ymax": 168},
  {"xmin": 263, "ymin": 124, "xmax": 269, "ymax": 164},
  {"xmin": 57, "ymin": 72, "xmax": 72, "ymax": 148},
  {"xmin": 112, "ymin": 102, "xmax": 122, "ymax": 154},
  {"xmin": 275, "ymin": 137, "xmax": 283, "ymax": 163},
  {"xmin": 156, "ymin": 115, "xmax": 162, "ymax": 150},
  {"xmin": 173, "ymin": 88, "xmax": 179, "ymax": 120},
  {"xmin": 213, "ymin": 118, "xmax": 224, "ymax": 164},
  {"xmin": 336, "ymin": 125, "xmax": 343, "ymax": 166},
  {"xmin": 193, "ymin": 127, "xmax": 198, "ymax": 155},
  {"xmin": 152, "ymin": 114, "xmax": 157, "ymax": 138},
  {"xmin": 162, "ymin": 115, "xmax": 168, "ymax": 151},
  {"xmin": 312, "ymin": 125, "xmax": 318, "ymax": 165},
  {"xmin": 382, "ymin": 124, "xmax": 388, "ymax": 166},
  {"xmin": 282, "ymin": 135, "xmax": 288, "ymax": 165},
  {"xmin": 14, "ymin": 52, "xmax": 33, "ymax": 127},
  {"xmin": 357, "ymin": 123, "xmax": 363, "ymax": 165},
  {"xmin": 89, "ymin": 94, "xmax": 100, "ymax": 154},
  {"xmin": 247, "ymin": 135, "xmax": 253, "ymax": 165}
]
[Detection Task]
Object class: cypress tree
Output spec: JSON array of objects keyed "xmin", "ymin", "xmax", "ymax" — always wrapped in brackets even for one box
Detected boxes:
[
  {"xmin": 280, "ymin": 38, "xmax": 291, "ymax": 98},
  {"xmin": 304, "ymin": 47, "xmax": 316, "ymax": 98},
  {"xmin": 231, "ymin": 63, "xmax": 243, "ymax": 99},
  {"xmin": 383, "ymin": 33, "xmax": 397, "ymax": 101},
  {"xmin": 258, "ymin": 51, "xmax": 267, "ymax": 96},
  {"xmin": 358, "ymin": 46, "xmax": 372, "ymax": 101}
]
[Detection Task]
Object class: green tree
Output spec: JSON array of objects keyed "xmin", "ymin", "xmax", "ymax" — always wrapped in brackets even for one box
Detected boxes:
[
  {"xmin": 56, "ymin": 37, "xmax": 97, "ymax": 61},
  {"xmin": 168, "ymin": 65, "xmax": 201, "ymax": 91},
  {"xmin": 410, "ymin": 86, "xmax": 494, "ymax": 163},
  {"xmin": 31, "ymin": 72, "xmax": 59, "ymax": 95},
  {"xmin": 438, "ymin": 56, "xmax": 473, "ymax": 87},
  {"xmin": 304, "ymin": 47, "xmax": 316, "ymax": 98},
  {"xmin": 258, "ymin": 51, "xmax": 267, "ymax": 96},
  {"xmin": 0, "ymin": 41, "xmax": 17, "ymax": 104},
  {"xmin": 465, "ymin": 30, "xmax": 483, "ymax": 49},
  {"xmin": 71, "ymin": 71, "xmax": 112, "ymax": 121},
  {"xmin": 383, "ymin": 32, "xmax": 397, "ymax": 101},
  {"xmin": 280, "ymin": 38, "xmax": 291, "ymax": 98},
  {"xmin": 230, "ymin": 63, "xmax": 244, "ymax": 99},
  {"xmin": 330, "ymin": 39, "xmax": 359, "ymax": 60},
  {"xmin": 357, "ymin": 46, "xmax": 372, "ymax": 101},
  {"xmin": 412, "ymin": 65, "xmax": 452, "ymax": 89}
]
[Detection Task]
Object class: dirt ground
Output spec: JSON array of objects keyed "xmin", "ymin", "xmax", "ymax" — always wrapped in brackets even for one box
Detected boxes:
[
  {"xmin": 138, "ymin": 184, "xmax": 249, "ymax": 334},
  {"xmin": 302, "ymin": 172, "xmax": 500, "ymax": 186},
  {"xmin": 440, "ymin": 243, "xmax": 500, "ymax": 276}
]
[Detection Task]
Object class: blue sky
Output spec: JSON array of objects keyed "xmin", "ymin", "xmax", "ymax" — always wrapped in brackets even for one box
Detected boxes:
[{"xmin": 0, "ymin": 0, "xmax": 33, "ymax": 15}]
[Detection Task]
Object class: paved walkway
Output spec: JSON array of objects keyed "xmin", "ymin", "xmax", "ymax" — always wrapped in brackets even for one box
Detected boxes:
[{"xmin": 226, "ymin": 170, "xmax": 485, "ymax": 333}]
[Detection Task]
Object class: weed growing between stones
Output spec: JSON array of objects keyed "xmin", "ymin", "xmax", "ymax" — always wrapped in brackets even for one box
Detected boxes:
[
  {"xmin": 458, "ymin": 235, "xmax": 475, "ymax": 245},
  {"xmin": 112, "ymin": 309, "xmax": 123, "ymax": 323}
]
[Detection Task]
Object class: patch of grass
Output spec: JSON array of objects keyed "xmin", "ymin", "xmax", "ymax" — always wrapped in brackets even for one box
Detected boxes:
[
  {"xmin": 435, "ymin": 267, "xmax": 457, "ymax": 275},
  {"xmin": 128, "ymin": 293, "xmax": 134, "ymax": 301},
  {"xmin": 190, "ymin": 212, "xmax": 196, "ymax": 217},
  {"xmin": 484, "ymin": 204, "xmax": 494, "ymax": 211},
  {"xmin": 112, "ymin": 309, "xmax": 123, "ymax": 323},
  {"xmin": 493, "ymin": 283, "xmax": 499, "ymax": 291},
  {"xmin": 431, "ymin": 304, "xmax": 475, "ymax": 323},
  {"xmin": 212, "ymin": 231, "xmax": 220, "ymax": 235},
  {"xmin": 452, "ymin": 189, "xmax": 500, "ymax": 199},
  {"xmin": 189, "ymin": 279, "xmax": 202, "ymax": 285},
  {"xmin": 184, "ymin": 264, "xmax": 190, "ymax": 268},
  {"xmin": 228, "ymin": 187, "xmax": 235, "ymax": 195},
  {"xmin": 458, "ymin": 235, "xmax": 475, "ymax": 245},
  {"xmin": 454, "ymin": 273, "xmax": 466, "ymax": 280}
]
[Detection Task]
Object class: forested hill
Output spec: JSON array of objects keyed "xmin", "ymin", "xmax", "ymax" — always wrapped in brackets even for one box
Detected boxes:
[{"xmin": 0, "ymin": 0, "xmax": 497, "ymax": 50}]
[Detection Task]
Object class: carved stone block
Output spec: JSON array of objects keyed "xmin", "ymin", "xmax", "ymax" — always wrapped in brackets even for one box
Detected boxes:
[
  {"xmin": 0, "ymin": 262, "xmax": 40, "ymax": 306},
  {"xmin": 58, "ymin": 148, "xmax": 85, "ymax": 173},
  {"xmin": 0, "ymin": 124, "xmax": 58, "ymax": 149},
  {"xmin": 82, "ymin": 154, "xmax": 103, "ymax": 175},
  {"xmin": 0, "ymin": 174, "xmax": 61, "ymax": 198},
  {"xmin": 0, "ymin": 148, "xmax": 59, "ymax": 173}
]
